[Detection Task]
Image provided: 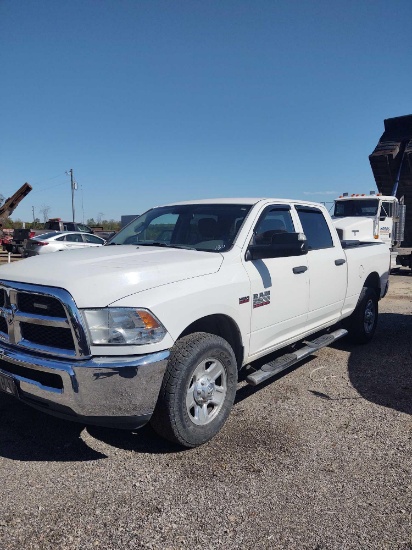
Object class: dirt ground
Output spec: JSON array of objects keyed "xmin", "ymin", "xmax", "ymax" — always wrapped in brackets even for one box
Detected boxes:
[{"xmin": 0, "ymin": 270, "xmax": 411, "ymax": 549}]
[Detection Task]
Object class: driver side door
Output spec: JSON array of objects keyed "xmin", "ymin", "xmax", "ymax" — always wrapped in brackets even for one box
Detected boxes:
[{"xmin": 242, "ymin": 204, "xmax": 309, "ymax": 358}]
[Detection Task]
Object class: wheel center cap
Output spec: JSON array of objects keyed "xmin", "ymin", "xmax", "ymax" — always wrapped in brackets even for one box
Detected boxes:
[{"xmin": 193, "ymin": 377, "xmax": 215, "ymax": 405}]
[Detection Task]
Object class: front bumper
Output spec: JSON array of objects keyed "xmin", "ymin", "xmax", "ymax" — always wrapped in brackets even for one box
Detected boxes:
[{"xmin": 0, "ymin": 344, "xmax": 170, "ymax": 429}]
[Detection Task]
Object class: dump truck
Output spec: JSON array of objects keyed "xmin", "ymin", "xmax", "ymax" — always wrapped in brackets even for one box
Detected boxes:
[
  {"xmin": 332, "ymin": 115, "xmax": 412, "ymax": 270},
  {"xmin": 332, "ymin": 191, "xmax": 400, "ymax": 246},
  {"xmin": 369, "ymin": 114, "xmax": 412, "ymax": 269}
]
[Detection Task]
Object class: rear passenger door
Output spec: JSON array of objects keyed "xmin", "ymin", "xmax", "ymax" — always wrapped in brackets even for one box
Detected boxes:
[{"xmin": 295, "ymin": 205, "xmax": 347, "ymax": 328}]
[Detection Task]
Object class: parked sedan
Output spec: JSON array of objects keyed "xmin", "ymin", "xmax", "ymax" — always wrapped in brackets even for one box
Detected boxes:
[{"xmin": 23, "ymin": 231, "xmax": 106, "ymax": 257}]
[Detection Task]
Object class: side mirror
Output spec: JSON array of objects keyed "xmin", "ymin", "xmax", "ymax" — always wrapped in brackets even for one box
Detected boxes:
[{"xmin": 246, "ymin": 232, "xmax": 307, "ymax": 261}]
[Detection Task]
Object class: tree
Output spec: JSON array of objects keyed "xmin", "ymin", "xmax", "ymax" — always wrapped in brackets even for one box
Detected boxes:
[{"xmin": 39, "ymin": 204, "xmax": 51, "ymax": 223}]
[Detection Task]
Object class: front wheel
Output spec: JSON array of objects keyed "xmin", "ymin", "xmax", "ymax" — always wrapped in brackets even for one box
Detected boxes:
[
  {"xmin": 343, "ymin": 287, "xmax": 378, "ymax": 344},
  {"xmin": 150, "ymin": 332, "xmax": 238, "ymax": 448}
]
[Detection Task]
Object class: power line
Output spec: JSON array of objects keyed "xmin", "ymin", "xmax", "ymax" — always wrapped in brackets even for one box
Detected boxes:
[
  {"xmin": 32, "ymin": 172, "xmax": 66, "ymax": 188},
  {"xmin": 33, "ymin": 180, "xmax": 67, "ymax": 192}
]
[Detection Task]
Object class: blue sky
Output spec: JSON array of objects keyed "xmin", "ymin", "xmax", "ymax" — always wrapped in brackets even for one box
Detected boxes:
[{"xmin": 1, "ymin": 0, "xmax": 411, "ymax": 223}]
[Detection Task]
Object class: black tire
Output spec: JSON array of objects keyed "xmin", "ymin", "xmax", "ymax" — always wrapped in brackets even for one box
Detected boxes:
[
  {"xmin": 150, "ymin": 332, "xmax": 238, "ymax": 448},
  {"xmin": 343, "ymin": 287, "xmax": 378, "ymax": 344}
]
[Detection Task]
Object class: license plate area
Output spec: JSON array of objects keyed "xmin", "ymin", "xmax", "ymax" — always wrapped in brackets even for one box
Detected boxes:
[{"xmin": 0, "ymin": 371, "xmax": 19, "ymax": 397}]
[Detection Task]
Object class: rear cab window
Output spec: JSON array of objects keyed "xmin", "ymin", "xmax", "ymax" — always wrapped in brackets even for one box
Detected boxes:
[
  {"xmin": 295, "ymin": 206, "xmax": 333, "ymax": 250},
  {"xmin": 46, "ymin": 222, "xmax": 60, "ymax": 230}
]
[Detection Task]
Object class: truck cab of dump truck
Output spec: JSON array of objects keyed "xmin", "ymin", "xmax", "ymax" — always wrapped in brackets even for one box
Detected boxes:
[{"xmin": 332, "ymin": 192, "xmax": 402, "ymax": 248}]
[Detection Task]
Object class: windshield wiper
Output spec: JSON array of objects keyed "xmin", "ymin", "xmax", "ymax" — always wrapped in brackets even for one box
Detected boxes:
[
  {"xmin": 165, "ymin": 244, "xmax": 195, "ymax": 250},
  {"xmin": 108, "ymin": 242, "xmax": 197, "ymax": 249},
  {"xmin": 134, "ymin": 242, "xmax": 195, "ymax": 250},
  {"xmin": 136, "ymin": 242, "xmax": 169, "ymax": 247}
]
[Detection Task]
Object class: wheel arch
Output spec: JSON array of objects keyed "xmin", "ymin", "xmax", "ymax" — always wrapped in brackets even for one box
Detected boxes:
[
  {"xmin": 178, "ymin": 314, "xmax": 244, "ymax": 368},
  {"xmin": 363, "ymin": 271, "xmax": 381, "ymax": 299}
]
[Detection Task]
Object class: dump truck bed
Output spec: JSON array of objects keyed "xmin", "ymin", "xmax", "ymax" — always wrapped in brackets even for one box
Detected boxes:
[{"xmin": 369, "ymin": 115, "xmax": 412, "ymax": 247}]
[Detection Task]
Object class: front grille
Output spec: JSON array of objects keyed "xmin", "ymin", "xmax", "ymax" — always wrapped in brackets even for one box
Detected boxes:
[
  {"xmin": 18, "ymin": 292, "xmax": 66, "ymax": 318},
  {"xmin": 0, "ymin": 358, "xmax": 63, "ymax": 389},
  {"xmin": 0, "ymin": 280, "xmax": 90, "ymax": 358},
  {"xmin": 20, "ymin": 322, "xmax": 75, "ymax": 351}
]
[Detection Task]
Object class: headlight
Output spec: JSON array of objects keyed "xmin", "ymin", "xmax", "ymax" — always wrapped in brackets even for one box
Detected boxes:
[{"xmin": 82, "ymin": 308, "xmax": 167, "ymax": 345}]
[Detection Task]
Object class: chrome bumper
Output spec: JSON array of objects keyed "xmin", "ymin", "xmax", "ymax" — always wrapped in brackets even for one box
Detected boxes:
[{"xmin": 0, "ymin": 344, "xmax": 170, "ymax": 429}]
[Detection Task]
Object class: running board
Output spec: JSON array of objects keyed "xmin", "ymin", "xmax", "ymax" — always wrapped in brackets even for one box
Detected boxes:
[{"xmin": 246, "ymin": 328, "xmax": 348, "ymax": 386}]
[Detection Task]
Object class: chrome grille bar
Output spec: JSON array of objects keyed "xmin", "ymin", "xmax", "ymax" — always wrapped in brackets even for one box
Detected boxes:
[{"xmin": 0, "ymin": 280, "xmax": 90, "ymax": 359}]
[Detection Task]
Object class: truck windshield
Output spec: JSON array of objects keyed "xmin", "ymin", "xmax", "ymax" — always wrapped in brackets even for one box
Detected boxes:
[
  {"xmin": 334, "ymin": 199, "xmax": 379, "ymax": 217},
  {"xmin": 108, "ymin": 204, "xmax": 252, "ymax": 252}
]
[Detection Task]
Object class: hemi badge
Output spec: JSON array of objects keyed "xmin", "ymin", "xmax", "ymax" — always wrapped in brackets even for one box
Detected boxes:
[
  {"xmin": 33, "ymin": 303, "xmax": 48, "ymax": 310},
  {"xmin": 239, "ymin": 296, "xmax": 250, "ymax": 305}
]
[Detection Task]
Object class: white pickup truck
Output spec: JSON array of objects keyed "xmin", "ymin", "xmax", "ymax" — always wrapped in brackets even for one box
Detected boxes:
[{"xmin": 0, "ymin": 198, "xmax": 390, "ymax": 447}]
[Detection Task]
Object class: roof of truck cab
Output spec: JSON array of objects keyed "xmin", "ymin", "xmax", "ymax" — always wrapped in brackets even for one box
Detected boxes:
[
  {"xmin": 159, "ymin": 197, "xmax": 325, "ymax": 207},
  {"xmin": 335, "ymin": 195, "xmax": 396, "ymax": 201}
]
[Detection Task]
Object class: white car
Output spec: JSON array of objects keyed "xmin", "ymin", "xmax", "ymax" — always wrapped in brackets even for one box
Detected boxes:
[{"xmin": 23, "ymin": 231, "xmax": 106, "ymax": 256}]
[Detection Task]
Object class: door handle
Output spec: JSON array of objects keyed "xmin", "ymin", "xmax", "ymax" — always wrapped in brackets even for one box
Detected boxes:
[
  {"xmin": 335, "ymin": 259, "xmax": 346, "ymax": 266},
  {"xmin": 293, "ymin": 266, "xmax": 308, "ymax": 274}
]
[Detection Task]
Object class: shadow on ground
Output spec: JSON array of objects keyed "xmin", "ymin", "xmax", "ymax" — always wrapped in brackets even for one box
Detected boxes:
[
  {"xmin": 336, "ymin": 311, "xmax": 412, "ymax": 416},
  {"xmin": 0, "ymin": 393, "xmax": 181, "ymax": 462}
]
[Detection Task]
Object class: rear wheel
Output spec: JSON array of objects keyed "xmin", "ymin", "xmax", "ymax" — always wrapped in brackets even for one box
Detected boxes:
[
  {"xmin": 150, "ymin": 332, "xmax": 238, "ymax": 448},
  {"xmin": 344, "ymin": 287, "xmax": 378, "ymax": 344}
]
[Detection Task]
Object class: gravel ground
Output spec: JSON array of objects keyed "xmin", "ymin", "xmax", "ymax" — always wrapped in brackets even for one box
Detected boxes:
[{"xmin": 0, "ymin": 272, "xmax": 411, "ymax": 550}]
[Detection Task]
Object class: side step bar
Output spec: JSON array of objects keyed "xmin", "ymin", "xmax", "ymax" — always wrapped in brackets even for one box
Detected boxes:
[{"xmin": 246, "ymin": 328, "xmax": 348, "ymax": 386}]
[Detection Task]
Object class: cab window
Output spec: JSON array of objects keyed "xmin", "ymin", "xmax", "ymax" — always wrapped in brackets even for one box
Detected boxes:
[
  {"xmin": 253, "ymin": 206, "xmax": 295, "ymax": 245},
  {"xmin": 380, "ymin": 202, "xmax": 393, "ymax": 218},
  {"xmin": 296, "ymin": 206, "xmax": 333, "ymax": 250}
]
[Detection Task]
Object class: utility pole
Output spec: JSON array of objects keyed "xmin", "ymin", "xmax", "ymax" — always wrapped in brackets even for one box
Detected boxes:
[
  {"xmin": 81, "ymin": 183, "xmax": 85, "ymax": 223},
  {"xmin": 69, "ymin": 168, "xmax": 75, "ymax": 222},
  {"xmin": 32, "ymin": 206, "xmax": 35, "ymax": 226}
]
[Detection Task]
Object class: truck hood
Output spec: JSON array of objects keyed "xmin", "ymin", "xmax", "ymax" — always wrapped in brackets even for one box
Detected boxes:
[
  {"xmin": 0, "ymin": 246, "xmax": 224, "ymax": 307},
  {"xmin": 332, "ymin": 217, "xmax": 375, "ymax": 241}
]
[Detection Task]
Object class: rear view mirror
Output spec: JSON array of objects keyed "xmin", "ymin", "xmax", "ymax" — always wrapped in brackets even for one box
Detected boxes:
[{"xmin": 246, "ymin": 232, "xmax": 307, "ymax": 261}]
